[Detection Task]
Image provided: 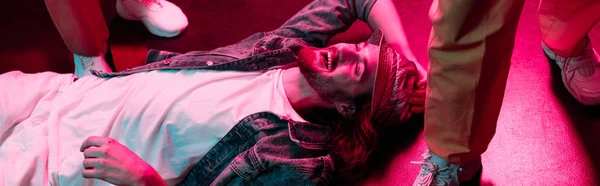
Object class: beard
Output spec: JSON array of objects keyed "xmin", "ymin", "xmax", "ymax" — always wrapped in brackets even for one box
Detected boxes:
[{"xmin": 296, "ymin": 47, "xmax": 345, "ymax": 101}]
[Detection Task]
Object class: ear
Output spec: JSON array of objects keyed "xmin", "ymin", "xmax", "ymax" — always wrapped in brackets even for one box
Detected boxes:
[{"xmin": 334, "ymin": 101, "xmax": 357, "ymax": 118}]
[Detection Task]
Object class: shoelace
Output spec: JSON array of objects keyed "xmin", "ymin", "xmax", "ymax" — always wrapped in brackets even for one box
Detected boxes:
[
  {"xmin": 79, "ymin": 56, "xmax": 95, "ymax": 70},
  {"xmin": 560, "ymin": 47, "xmax": 599, "ymax": 85},
  {"xmin": 133, "ymin": 0, "xmax": 163, "ymax": 11},
  {"xmin": 410, "ymin": 151, "xmax": 452, "ymax": 186},
  {"xmin": 565, "ymin": 51, "xmax": 595, "ymax": 71}
]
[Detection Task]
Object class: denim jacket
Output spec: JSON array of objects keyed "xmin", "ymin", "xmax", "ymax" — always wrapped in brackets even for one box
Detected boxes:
[
  {"xmin": 178, "ymin": 112, "xmax": 335, "ymax": 186},
  {"xmin": 92, "ymin": 0, "xmax": 378, "ymax": 185}
]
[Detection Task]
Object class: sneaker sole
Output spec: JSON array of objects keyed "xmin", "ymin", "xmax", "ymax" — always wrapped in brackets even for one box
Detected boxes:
[{"xmin": 116, "ymin": 1, "xmax": 182, "ymax": 38}]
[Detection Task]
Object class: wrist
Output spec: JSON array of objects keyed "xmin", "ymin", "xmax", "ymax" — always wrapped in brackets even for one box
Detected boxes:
[{"xmin": 135, "ymin": 167, "xmax": 166, "ymax": 186}]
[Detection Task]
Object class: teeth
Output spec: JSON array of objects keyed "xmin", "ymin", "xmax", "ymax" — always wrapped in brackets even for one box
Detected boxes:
[{"xmin": 327, "ymin": 52, "xmax": 332, "ymax": 70}]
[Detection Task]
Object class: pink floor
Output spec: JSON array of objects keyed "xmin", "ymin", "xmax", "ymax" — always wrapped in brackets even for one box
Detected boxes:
[{"xmin": 1, "ymin": 0, "xmax": 599, "ymax": 185}]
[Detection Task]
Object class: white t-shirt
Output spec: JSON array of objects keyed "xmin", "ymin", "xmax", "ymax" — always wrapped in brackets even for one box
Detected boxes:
[{"xmin": 1, "ymin": 69, "xmax": 305, "ymax": 185}]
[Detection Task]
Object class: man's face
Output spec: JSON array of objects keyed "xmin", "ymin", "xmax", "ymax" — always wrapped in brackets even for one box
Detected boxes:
[{"xmin": 297, "ymin": 41, "xmax": 379, "ymax": 115}]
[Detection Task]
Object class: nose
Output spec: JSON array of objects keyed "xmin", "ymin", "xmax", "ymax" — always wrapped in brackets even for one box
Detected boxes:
[{"xmin": 336, "ymin": 44, "xmax": 360, "ymax": 64}]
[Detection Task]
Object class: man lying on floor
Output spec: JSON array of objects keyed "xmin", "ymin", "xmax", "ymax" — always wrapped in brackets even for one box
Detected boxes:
[{"xmin": 0, "ymin": 0, "xmax": 426, "ymax": 185}]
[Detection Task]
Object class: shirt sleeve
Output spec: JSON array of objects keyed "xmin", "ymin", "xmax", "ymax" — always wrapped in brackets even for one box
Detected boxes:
[
  {"xmin": 209, "ymin": 0, "xmax": 378, "ymax": 59},
  {"xmin": 271, "ymin": 0, "xmax": 379, "ymax": 47}
]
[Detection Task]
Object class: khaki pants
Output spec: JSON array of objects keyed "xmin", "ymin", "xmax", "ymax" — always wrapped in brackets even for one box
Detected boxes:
[
  {"xmin": 426, "ymin": 0, "xmax": 600, "ymax": 164},
  {"xmin": 539, "ymin": 0, "xmax": 600, "ymax": 57},
  {"xmin": 44, "ymin": 0, "xmax": 108, "ymax": 56}
]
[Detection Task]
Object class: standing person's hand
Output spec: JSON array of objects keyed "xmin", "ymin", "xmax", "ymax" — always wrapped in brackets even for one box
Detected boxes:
[{"xmin": 80, "ymin": 136, "xmax": 166, "ymax": 186}]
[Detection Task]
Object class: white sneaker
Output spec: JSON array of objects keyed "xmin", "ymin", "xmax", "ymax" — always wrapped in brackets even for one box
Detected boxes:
[
  {"xmin": 116, "ymin": 0, "xmax": 188, "ymax": 38},
  {"xmin": 73, "ymin": 54, "xmax": 112, "ymax": 78},
  {"xmin": 543, "ymin": 38, "xmax": 600, "ymax": 105}
]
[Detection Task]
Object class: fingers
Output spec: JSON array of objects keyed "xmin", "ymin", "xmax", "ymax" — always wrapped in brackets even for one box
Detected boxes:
[
  {"xmin": 411, "ymin": 89, "xmax": 425, "ymax": 97},
  {"xmin": 83, "ymin": 158, "xmax": 104, "ymax": 169},
  {"xmin": 83, "ymin": 147, "xmax": 107, "ymax": 158},
  {"xmin": 417, "ymin": 80, "xmax": 427, "ymax": 88},
  {"xmin": 409, "ymin": 89, "xmax": 426, "ymax": 105},
  {"xmin": 80, "ymin": 136, "xmax": 106, "ymax": 152},
  {"xmin": 410, "ymin": 106, "xmax": 424, "ymax": 114},
  {"xmin": 410, "ymin": 87, "xmax": 426, "ymax": 113},
  {"xmin": 82, "ymin": 169, "xmax": 104, "ymax": 179},
  {"xmin": 80, "ymin": 136, "xmax": 116, "ymax": 152},
  {"xmin": 409, "ymin": 97, "xmax": 425, "ymax": 105}
]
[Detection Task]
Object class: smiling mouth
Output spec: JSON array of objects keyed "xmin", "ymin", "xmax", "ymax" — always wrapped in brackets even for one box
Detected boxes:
[{"xmin": 319, "ymin": 49, "xmax": 337, "ymax": 71}]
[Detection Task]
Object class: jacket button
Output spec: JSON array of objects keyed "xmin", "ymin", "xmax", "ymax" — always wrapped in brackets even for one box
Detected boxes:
[
  {"xmin": 162, "ymin": 60, "xmax": 171, "ymax": 65},
  {"xmin": 125, "ymin": 68, "xmax": 131, "ymax": 72},
  {"xmin": 206, "ymin": 61, "xmax": 214, "ymax": 66}
]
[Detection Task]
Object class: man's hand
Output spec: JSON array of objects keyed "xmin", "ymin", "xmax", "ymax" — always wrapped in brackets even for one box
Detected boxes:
[
  {"xmin": 79, "ymin": 136, "xmax": 166, "ymax": 186},
  {"xmin": 409, "ymin": 61, "xmax": 428, "ymax": 114},
  {"xmin": 409, "ymin": 81, "xmax": 426, "ymax": 114}
]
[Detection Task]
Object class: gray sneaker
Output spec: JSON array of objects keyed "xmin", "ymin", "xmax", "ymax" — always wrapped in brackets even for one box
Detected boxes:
[
  {"xmin": 411, "ymin": 150, "xmax": 481, "ymax": 186},
  {"xmin": 543, "ymin": 38, "xmax": 600, "ymax": 105}
]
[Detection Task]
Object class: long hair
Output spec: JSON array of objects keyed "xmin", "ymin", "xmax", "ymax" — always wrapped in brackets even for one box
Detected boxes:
[{"xmin": 330, "ymin": 100, "xmax": 378, "ymax": 174}]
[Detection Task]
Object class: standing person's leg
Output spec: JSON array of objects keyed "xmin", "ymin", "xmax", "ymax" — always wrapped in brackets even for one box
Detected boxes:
[
  {"xmin": 0, "ymin": 71, "xmax": 74, "ymax": 142},
  {"xmin": 44, "ymin": 0, "xmax": 112, "ymax": 78},
  {"xmin": 412, "ymin": 0, "xmax": 525, "ymax": 185},
  {"xmin": 539, "ymin": 0, "xmax": 600, "ymax": 57},
  {"xmin": 539, "ymin": 0, "xmax": 600, "ymax": 105},
  {"xmin": 44, "ymin": 0, "xmax": 188, "ymax": 78}
]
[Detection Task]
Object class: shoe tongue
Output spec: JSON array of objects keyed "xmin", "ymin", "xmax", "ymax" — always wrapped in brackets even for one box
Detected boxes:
[
  {"xmin": 576, "ymin": 48, "xmax": 597, "ymax": 76},
  {"xmin": 429, "ymin": 153, "xmax": 451, "ymax": 168},
  {"xmin": 577, "ymin": 66, "xmax": 595, "ymax": 76}
]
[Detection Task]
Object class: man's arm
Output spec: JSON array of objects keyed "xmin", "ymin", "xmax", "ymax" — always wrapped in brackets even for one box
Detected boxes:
[
  {"xmin": 367, "ymin": 0, "xmax": 427, "ymax": 114},
  {"xmin": 213, "ymin": 0, "xmax": 419, "ymax": 63},
  {"xmin": 367, "ymin": 0, "xmax": 417, "ymax": 62},
  {"xmin": 274, "ymin": 0, "xmax": 416, "ymax": 57},
  {"xmin": 271, "ymin": 0, "xmax": 379, "ymax": 47},
  {"xmin": 211, "ymin": 0, "xmax": 377, "ymax": 58}
]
